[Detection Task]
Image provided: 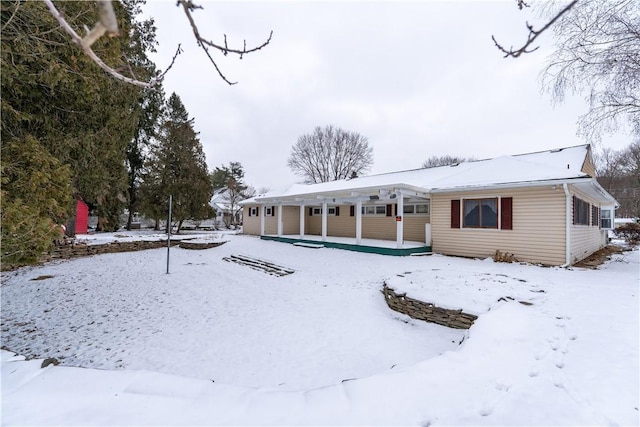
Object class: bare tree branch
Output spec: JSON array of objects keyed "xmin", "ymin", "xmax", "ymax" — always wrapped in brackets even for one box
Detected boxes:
[
  {"xmin": 43, "ymin": 0, "xmax": 157, "ymax": 88},
  {"xmin": 492, "ymin": 0, "xmax": 579, "ymax": 58},
  {"xmin": 43, "ymin": 0, "xmax": 270, "ymax": 87},
  {"xmin": 177, "ymin": 0, "xmax": 273, "ymax": 85},
  {"xmin": 541, "ymin": 0, "xmax": 640, "ymax": 141}
]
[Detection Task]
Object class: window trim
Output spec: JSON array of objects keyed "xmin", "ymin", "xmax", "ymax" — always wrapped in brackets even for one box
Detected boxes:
[
  {"xmin": 462, "ymin": 197, "xmax": 498, "ymax": 229},
  {"xmin": 573, "ymin": 196, "xmax": 590, "ymax": 226},
  {"xmin": 362, "ymin": 205, "xmax": 387, "ymax": 216},
  {"xmin": 311, "ymin": 206, "xmax": 338, "ymax": 216},
  {"xmin": 601, "ymin": 207, "xmax": 614, "ymax": 230},
  {"xmin": 264, "ymin": 206, "xmax": 273, "ymax": 216},
  {"xmin": 403, "ymin": 203, "xmax": 430, "ymax": 216}
]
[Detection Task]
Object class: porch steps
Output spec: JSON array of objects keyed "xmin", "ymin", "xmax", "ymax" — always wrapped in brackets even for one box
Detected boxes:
[
  {"xmin": 293, "ymin": 242, "xmax": 325, "ymax": 249},
  {"xmin": 222, "ymin": 254, "xmax": 295, "ymax": 277}
]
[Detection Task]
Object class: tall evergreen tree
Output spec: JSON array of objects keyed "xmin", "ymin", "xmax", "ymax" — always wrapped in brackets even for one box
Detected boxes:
[
  {"xmin": 139, "ymin": 93, "xmax": 214, "ymax": 232},
  {"xmin": 1, "ymin": 0, "xmax": 158, "ymax": 263}
]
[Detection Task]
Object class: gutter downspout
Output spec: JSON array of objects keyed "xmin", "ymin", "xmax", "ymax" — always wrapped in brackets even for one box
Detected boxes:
[{"xmin": 562, "ymin": 183, "xmax": 571, "ymax": 267}]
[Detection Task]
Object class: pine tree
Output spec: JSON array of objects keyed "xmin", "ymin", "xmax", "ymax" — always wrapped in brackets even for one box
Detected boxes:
[{"xmin": 139, "ymin": 93, "xmax": 214, "ymax": 233}]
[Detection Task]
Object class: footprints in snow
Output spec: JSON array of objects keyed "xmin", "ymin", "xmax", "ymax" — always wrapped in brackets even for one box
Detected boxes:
[
  {"xmin": 478, "ymin": 314, "xmax": 580, "ymax": 419},
  {"xmin": 530, "ymin": 315, "xmax": 578, "ymax": 388}
]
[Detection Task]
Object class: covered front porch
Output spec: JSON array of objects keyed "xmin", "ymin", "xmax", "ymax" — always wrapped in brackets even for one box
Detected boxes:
[{"xmin": 260, "ymin": 234, "xmax": 431, "ymax": 256}]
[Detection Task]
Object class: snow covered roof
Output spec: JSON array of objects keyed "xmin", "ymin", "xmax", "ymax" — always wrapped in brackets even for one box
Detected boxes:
[{"xmin": 252, "ymin": 145, "xmax": 615, "ymax": 205}]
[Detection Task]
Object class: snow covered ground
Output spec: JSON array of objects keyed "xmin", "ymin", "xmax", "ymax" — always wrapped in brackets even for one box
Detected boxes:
[{"xmin": 2, "ymin": 233, "xmax": 638, "ymax": 425}]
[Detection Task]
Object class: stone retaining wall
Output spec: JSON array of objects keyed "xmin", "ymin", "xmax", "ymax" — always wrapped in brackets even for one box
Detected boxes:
[
  {"xmin": 43, "ymin": 239, "xmax": 181, "ymax": 262},
  {"xmin": 382, "ymin": 284, "xmax": 478, "ymax": 329}
]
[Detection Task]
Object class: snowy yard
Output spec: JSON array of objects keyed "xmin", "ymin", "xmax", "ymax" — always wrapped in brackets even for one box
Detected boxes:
[{"xmin": 1, "ymin": 232, "xmax": 638, "ymax": 426}]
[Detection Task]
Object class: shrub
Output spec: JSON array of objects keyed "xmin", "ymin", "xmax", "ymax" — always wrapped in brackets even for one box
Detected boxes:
[
  {"xmin": 493, "ymin": 250, "xmax": 519, "ymax": 263},
  {"xmin": 615, "ymin": 222, "xmax": 640, "ymax": 245}
]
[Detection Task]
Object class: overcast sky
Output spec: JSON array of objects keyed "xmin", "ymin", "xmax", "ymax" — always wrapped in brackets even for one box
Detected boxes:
[{"xmin": 142, "ymin": 1, "xmax": 629, "ymax": 192}]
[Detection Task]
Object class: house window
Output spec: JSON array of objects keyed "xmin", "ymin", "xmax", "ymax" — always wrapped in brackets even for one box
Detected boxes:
[
  {"xmin": 573, "ymin": 196, "xmax": 590, "ymax": 225},
  {"xmin": 601, "ymin": 208, "xmax": 614, "ymax": 230},
  {"xmin": 249, "ymin": 207, "xmax": 258, "ymax": 216},
  {"xmin": 591, "ymin": 205, "xmax": 600, "ymax": 227},
  {"xmin": 463, "ymin": 198, "xmax": 498, "ymax": 228},
  {"xmin": 311, "ymin": 207, "xmax": 338, "ymax": 216},
  {"xmin": 362, "ymin": 205, "xmax": 386, "ymax": 215},
  {"xmin": 403, "ymin": 203, "xmax": 430, "ymax": 215},
  {"xmin": 265, "ymin": 207, "xmax": 273, "ymax": 216}
]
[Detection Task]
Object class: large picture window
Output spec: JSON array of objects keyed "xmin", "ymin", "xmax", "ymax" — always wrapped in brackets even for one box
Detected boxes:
[
  {"xmin": 463, "ymin": 198, "xmax": 498, "ymax": 228},
  {"xmin": 451, "ymin": 197, "xmax": 512, "ymax": 230}
]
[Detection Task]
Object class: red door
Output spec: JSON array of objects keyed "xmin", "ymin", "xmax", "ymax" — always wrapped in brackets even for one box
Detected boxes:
[{"xmin": 75, "ymin": 200, "xmax": 89, "ymax": 234}]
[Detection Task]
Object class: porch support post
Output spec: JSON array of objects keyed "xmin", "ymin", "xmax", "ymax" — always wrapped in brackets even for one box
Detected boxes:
[
  {"xmin": 396, "ymin": 193, "xmax": 404, "ymax": 248},
  {"xmin": 299, "ymin": 203, "xmax": 305, "ymax": 239},
  {"xmin": 277, "ymin": 204, "xmax": 283, "ymax": 237},
  {"xmin": 321, "ymin": 201, "xmax": 328, "ymax": 242},
  {"xmin": 259, "ymin": 205, "xmax": 265, "ymax": 236},
  {"xmin": 356, "ymin": 200, "xmax": 362, "ymax": 245}
]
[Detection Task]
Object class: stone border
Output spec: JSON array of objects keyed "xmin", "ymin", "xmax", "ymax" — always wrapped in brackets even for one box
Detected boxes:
[
  {"xmin": 178, "ymin": 241, "xmax": 226, "ymax": 250},
  {"xmin": 43, "ymin": 239, "xmax": 182, "ymax": 262},
  {"xmin": 382, "ymin": 284, "xmax": 478, "ymax": 329}
]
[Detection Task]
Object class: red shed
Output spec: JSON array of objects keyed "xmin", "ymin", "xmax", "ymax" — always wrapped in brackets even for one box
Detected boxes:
[{"xmin": 75, "ymin": 199, "xmax": 89, "ymax": 234}]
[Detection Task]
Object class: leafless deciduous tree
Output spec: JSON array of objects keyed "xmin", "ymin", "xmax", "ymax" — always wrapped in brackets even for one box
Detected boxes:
[
  {"xmin": 540, "ymin": 0, "xmax": 640, "ymax": 142},
  {"xmin": 421, "ymin": 155, "xmax": 474, "ymax": 168},
  {"xmin": 44, "ymin": 0, "xmax": 272, "ymax": 87},
  {"xmin": 288, "ymin": 125, "xmax": 373, "ymax": 184},
  {"xmin": 595, "ymin": 141, "xmax": 640, "ymax": 218}
]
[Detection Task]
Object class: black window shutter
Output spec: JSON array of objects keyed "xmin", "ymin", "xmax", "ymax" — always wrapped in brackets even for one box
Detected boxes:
[
  {"xmin": 394, "ymin": 204, "xmax": 397, "ymax": 216},
  {"xmin": 350, "ymin": 206, "xmax": 355, "ymax": 217},
  {"xmin": 248, "ymin": 207, "xmax": 252, "ymax": 217},
  {"xmin": 309, "ymin": 207, "xmax": 313, "ymax": 216},
  {"xmin": 451, "ymin": 200, "xmax": 461, "ymax": 228},
  {"xmin": 257, "ymin": 206, "xmax": 260, "ymax": 217},
  {"xmin": 335, "ymin": 206, "xmax": 340, "ymax": 216},
  {"xmin": 386, "ymin": 204, "xmax": 392, "ymax": 216},
  {"xmin": 501, "ymin": 197, "xmax": 513, "ymax": 230},
  {"xmin": 271, "ymin": 206, "xmax": 275, "ymax": 216}
]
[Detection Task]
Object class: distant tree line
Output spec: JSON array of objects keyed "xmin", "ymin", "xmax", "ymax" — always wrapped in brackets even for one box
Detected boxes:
[
  {"xmin": 421, "ymin": 155, "xmax": 475, "ymax": 169},
  {"xmin": 596, "ymin": 142, "xmax": 640, "ymax": 219}
]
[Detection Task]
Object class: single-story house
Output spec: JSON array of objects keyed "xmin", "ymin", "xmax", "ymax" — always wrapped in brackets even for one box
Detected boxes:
[{"xmin": 241, "ymin": 144, "xmax": 618, "ymax": 266}]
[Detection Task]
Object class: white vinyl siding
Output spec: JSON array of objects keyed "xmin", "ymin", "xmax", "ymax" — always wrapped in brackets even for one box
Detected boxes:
[
  {"xmin": 432, "ymin": 187, "xmax": 566, "ymax": 265},
  {"xmin": 243, "ymin": 205, "xmax": 260, "ymax": 235}
]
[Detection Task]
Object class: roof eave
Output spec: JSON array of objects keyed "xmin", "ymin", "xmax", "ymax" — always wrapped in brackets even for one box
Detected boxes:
[
  {"xmin": 428, "ymin": 177, "xmax": 594, "ymax": 193},
  {"xmin": 254, "ymin": 182, "xmax": 426, "ymax": 204}
]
